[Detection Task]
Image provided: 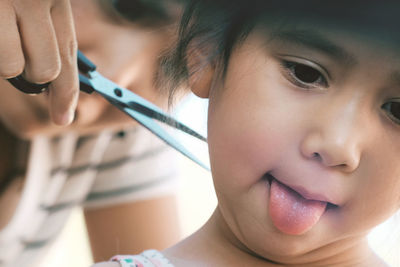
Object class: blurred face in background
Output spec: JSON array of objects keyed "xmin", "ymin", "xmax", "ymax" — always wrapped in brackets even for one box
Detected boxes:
[{"xmin": 70, "ymin": 0, "xmax": 179, "ymax": 133}]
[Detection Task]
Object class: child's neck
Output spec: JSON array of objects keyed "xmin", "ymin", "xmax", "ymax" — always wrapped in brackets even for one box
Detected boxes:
[{"xmin": 164, "ymin": 208, "xmax": 387, "ymax": 266}]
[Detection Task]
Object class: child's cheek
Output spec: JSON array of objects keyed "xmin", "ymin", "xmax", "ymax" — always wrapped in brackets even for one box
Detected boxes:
[
  {"xmin": 207, "ymin": 39, "xmax": 299, "ymax": 192},
  {"xmin": 208, "ymin": 99, "xmax": 289, "ymax": 192}
]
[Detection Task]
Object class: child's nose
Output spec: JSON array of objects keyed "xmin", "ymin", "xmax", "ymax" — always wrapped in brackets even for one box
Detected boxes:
[
  {"xmin": 300, "ymin": 131, "xmax": 360, "ymax": 172},
  {"xmin": 299, "ymin": 102, "xmax": 365, "ymax": 173}
]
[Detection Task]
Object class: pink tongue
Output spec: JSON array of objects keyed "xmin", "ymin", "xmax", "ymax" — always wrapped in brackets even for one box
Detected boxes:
[{"xmin": 268, "ymin": 179, "xmax": 327, "ymax": 235}]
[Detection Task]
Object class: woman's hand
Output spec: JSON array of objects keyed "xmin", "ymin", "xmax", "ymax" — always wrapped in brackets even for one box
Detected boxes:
[
  {"xmin": 0, "ymin": 0, "xmax": 173, "ymax": 139},
  {"xmin": 0, "ymin": 0, "xmax": 79, "ymax": 130}
]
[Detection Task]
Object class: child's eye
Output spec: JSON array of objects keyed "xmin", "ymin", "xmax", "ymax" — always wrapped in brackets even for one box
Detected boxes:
[
  {"xmin": 280, "ymin": 59, "xmax": 329, "ymax": 89},
  {"xmin": 382, "ymin": 101, "xmax": 400, "ymax": 125}
]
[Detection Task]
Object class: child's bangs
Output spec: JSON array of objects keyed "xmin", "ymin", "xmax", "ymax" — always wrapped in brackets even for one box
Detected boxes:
[
  {"xmin": 193, "ymin": 1, "xmax": 400, "ymax": 42},
  {"xmin": 258, "ymin": 1, "xmax": 400, "ymax": 44}
]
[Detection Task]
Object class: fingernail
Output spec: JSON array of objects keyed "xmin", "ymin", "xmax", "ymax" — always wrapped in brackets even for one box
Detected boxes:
[{"xmin": 59, "ymin": 110, "xmax": 75, "ymax": 125}]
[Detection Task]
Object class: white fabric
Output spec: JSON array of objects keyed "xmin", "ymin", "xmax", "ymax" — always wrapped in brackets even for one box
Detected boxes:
[{"xmin": 0, "ymin": 127, "xmax": 179, "ymax": 267}]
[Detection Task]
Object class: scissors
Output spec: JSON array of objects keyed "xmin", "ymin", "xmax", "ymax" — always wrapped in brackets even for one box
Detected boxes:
[{"xmin": 7, "ymin": 51, "xmax": 209, "ymax": 170}]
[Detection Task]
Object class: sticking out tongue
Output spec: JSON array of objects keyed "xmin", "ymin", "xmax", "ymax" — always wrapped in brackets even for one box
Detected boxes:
[{"xmin": 268, "ymin": 178, "xmax": 327, "ymax": 235}]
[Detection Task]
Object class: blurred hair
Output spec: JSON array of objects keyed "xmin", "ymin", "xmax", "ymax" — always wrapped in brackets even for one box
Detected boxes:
[{"xmin": 109, "ymin": 0, "xmax": 183, "ymax": 27}]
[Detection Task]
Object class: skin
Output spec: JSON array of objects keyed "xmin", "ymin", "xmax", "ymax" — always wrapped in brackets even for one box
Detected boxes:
[
  {"xmin": 0, "ymin": 0, "xmax": 172, "ymax": 138},
  {"xmin": 161, "ymin": 26, "xmax": 400, "ymax": 266},
  {"xmin": 85, "ymin": 196, "xmax": 181, "ymax": 262},
  {"xmin": 0, "ymin": 0, "xmax": 181, "ymax": 261},
  {"xmin": 0, "ymin": 0, "xmax": 78, "ymax": 126}
]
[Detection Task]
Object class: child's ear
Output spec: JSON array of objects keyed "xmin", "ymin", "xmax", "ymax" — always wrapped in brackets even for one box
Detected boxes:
[
  {"xmin": 188, "ymin": 64, "xmax": 214, "ymax": 98},
  {"xmin": 187, "ymin": 47, "xmax": 215, "ymax": 99}
]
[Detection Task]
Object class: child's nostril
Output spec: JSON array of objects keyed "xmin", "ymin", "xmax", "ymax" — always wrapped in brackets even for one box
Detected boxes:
[{"xmin": 313, "ymin": 152, "xmax": 322, "ymax": 161}]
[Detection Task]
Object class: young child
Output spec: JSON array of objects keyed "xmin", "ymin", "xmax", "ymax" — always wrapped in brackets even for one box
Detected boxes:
[{"xmin": 94, "ymin": 1, "xmax": 400, "ymax": 266}]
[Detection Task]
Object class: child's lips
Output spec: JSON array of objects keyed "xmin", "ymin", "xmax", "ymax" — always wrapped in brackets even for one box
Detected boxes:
[
  {"xmin": 266, "ymin": 173, "xmax": 339, "ymax": 207},
  {"xmin": 287, "ymin": 184, "xmax": 335, "ymax": 205}
]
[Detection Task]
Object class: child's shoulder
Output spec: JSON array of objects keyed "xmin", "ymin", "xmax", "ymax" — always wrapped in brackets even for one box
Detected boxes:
[{"xmin": 91, "ymin": 250, "xmax": 174, "ymax": 267}]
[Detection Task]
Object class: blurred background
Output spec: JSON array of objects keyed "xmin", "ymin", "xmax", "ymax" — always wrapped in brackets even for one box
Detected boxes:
[{"xmin": 40, "ymin": 94, "xmax": 400, "ymax": 267}]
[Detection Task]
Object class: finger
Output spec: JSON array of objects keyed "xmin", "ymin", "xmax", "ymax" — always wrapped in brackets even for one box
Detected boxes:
[
  {"xmin": 14, "ymin": 0, "xmax": 61, "ymax": 84},
  {"xmin": 48, "ymin": 0, "xmax": 79, "ymax": 125},
  {"xmin": 0, "ymin": 1, "xmax": 25, "ymax": 78}
]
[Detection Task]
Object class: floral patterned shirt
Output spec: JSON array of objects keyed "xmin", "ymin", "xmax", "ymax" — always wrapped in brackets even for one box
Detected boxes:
[{"xmin": 111, "ymin": 250, "xmax": 174, "ymax": 267}]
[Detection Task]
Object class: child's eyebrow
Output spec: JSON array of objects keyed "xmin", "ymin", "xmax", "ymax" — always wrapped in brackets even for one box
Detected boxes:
[{"xmin": 270, "ymin": 29, "xmax": 357, "ymax": 66}]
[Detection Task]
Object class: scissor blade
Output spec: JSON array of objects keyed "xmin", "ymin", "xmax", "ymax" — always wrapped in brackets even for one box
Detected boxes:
[
  {"xmin": 89, "ymin": 71, "xmax": 171, "ymax": 118},
  {"xmin": 121, "ymin": 105, "xmax": 210, "ymax": 170},
  {"xmin": 89, "ymin": 72, "xmax": 206, "ymax": 140},
  {"xmin": 125, "ymin": 101, "xmax": 207, "ymax": 142},
  {"xmin": 88, "ymin": 71, "xmax": 210, "ymax": 170}
]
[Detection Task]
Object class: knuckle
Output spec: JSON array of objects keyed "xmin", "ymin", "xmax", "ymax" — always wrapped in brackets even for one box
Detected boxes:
[
  {"xmin": 29, "ymin": 64, "xmax": 61, "ymax": 84},
  {"xmin": 0, "ymin": 61, "xmax": 25, "ymax": 78}
]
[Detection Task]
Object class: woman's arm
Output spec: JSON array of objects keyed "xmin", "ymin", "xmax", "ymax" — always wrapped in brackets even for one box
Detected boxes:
[{"xmin": 84, "ymin": 195, "xmax": 181, "ymax": 261}]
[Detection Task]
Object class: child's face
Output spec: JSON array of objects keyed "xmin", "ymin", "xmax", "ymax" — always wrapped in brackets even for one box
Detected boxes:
[{"xmin": 205, "ymin": 24, "xmax": 400, "ymax": 263}]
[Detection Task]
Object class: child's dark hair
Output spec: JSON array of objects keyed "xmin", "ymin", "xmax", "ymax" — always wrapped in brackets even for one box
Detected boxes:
[
  {"xmin": 160, "ymin": 0, "xmax": 400, "ymax": 102},
  {"xmin": 160, "ymin": 0, "xmax": 256, "ymax": 101}
]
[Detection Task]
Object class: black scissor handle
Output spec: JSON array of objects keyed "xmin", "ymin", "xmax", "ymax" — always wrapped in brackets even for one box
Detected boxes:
[
  {"xmin": 7, "ymin": 75, "xmax": 50, "ymax": 94},
  {"xmin": 7, "ymin": 50, "xmax": 97, "ymax": 95},
  {"xmin": 77, "ymin": 50, "xmax": 96, "ymax": 73}
]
